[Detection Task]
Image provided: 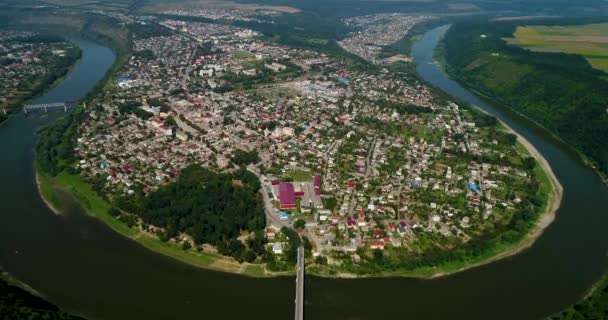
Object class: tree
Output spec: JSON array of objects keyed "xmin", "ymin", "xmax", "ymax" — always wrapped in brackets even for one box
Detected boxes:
[
  {"xmin": 314, "ymin": 255, "xmax": 327, "ymax": 265},
  {"xmin": 141, "ymin": 165, "xmax": 266, "ymax": 259},
  {"xmin": 373, "ymin": 249, "xmax": 384, "ymax": 265},
  {"xmin": 244, "ymin": 249, "xmax": 257, "ymax": 263},
  {"xmin": 108, "ymin": 207, "xmax": 121, "ymax": 217},
  {"xmin": 523, "ymin": 157, "xmax": 536, "ymax": 171},
  {"xmin": 293, "ymin": 219, "xmax": 306, "ymax": 230},
  {"xmin": 231, "ymin": 150, "xmax": 260, "ymax": 165}
]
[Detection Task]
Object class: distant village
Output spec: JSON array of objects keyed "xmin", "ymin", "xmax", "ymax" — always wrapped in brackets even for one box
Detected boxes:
[
  {"xmin": 75, "ymin": 12, "xmax": 534, "ymax": 269},
  {"xmin": 0, "ymin": 31, "xmax": 75, "ymax": 113}
]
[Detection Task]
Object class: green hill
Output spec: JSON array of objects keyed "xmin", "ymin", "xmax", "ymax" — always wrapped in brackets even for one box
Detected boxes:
[{"xmin": 442, "ymin": 19, "xmax": 608, "ymax": 178}]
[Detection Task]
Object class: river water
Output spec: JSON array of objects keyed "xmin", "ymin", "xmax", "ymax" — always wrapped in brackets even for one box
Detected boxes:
[{"xmin": 0, "ymin": 28, "xmax": 607, "ymax": 320}]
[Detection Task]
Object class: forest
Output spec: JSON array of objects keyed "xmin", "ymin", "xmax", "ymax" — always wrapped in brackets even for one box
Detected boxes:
[
  {"xmin": 140, "ymin": 165, "xmax": 267, "ymax": 261},
  {"xmin": 443, "ymin": 19, "xmax": 608, "ymax": 177},
  {"xmin": 36, "ymin": 106, "xmax": 85, "ymax": 176},
  {"xmin": 0, "ymin": 278, "xmax": 84, "ymax": 320}
]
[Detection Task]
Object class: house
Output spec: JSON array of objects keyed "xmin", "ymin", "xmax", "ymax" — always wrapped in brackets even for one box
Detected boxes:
[
  {"xmin": 272, "ymin": 243, "xmax": 283, "ymax": 255},
  {"xmin": 199, "ymin": 69, "xmax": 213, "ymax": 77},
  {"xmin": 176, "ymin": 131, "xmax": 188, "ymax": 141},
  {"xmin": 265, "ymin": 62, "xmax": 286, "ymax": 72},
  {"xmin": 266, "ymin": 227, "xmax": 277, "ymax": 240},
  {"xmin": 390, "ymin": 237, "xmax": 401, "ymax": 247},
  {"xmin": 370, "ymin": 240, "xmax": 384, "ymax": 250},
  {"xmin": 159, "ymin": 126, "xmax": 173, "ymax": 136},
  {"xmin": 243, "ymin": 69, "xmax": 257, "ymax": 76}
]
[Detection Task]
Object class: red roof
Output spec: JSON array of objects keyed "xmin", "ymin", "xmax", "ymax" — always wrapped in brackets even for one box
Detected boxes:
[
  {"xmin": 313, "ymin": 175, "xmax": 321, "ymax": 195},
  {"xmin": 370, "ymin": 240, "xmax": 384, "ymax": 249},
  {"xmin": 279, "ymin": 182, "xmax": 296, "ymax": 209}
]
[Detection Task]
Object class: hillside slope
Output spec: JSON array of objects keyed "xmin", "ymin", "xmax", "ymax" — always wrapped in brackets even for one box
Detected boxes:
[{"xmin": 442, "ymin": 19, "xmax": 608, "ymax": 178}]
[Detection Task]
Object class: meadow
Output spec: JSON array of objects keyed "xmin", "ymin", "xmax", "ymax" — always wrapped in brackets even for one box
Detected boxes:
[{"xmin": 510, "ymin": 23, "xmax": 608, "ymax": 72}]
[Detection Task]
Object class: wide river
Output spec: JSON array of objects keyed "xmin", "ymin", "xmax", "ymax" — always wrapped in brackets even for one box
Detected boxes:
[{"xmin": 0, "ymin": 27, "xmax": 607, "ymax": 320}]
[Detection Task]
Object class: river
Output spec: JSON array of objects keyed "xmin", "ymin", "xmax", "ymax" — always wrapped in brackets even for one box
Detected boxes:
[{"xmin": 0, "ymin": 27, "xmax": 607, "ymax": 320}]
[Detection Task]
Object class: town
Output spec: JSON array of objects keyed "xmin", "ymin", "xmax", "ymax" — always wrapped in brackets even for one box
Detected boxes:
[
  {"xmin": 73, "ymin": 12, "xmax": 537, "ymax": 273},
  {"xmin": 0, "ymin": 30, "xmax": 80, "ymax": 118}
]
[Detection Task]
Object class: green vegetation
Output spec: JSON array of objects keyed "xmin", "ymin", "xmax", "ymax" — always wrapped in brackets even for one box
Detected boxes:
[
  {"xmin": 139, "ymin": 165, "xmax": 267, "ymax": 262},
  {"xmin": 38, "ymin": 168, "xmax": 274, "ymax": 276},
  {"xmin": 443, "ymin": 19, "xmax": 608, "ymax": 178},
  {"xmin": 511, "ymin": 23, "xmax": 608, "ymax": 72},
  {"xmin": 285, "ymin": 169, "xmax": 315, "ymax": 182},
  {"xmin": 548, "ymin": 274, "xmax": 608, "ymax": 319},
  {"xmin": 36, "ymin": 106, "xmax": 84, "ymax": 176},
  {"xmin": 231, "ymin": 149, "xmax": 260, "ymax": 165},
  {"xmin": 293, "ymin": 218, "xmax": 306, "ymax": 229},
  {"xmin": 0, "ymin": 276, "xmax": 84, "ymax": 320}
]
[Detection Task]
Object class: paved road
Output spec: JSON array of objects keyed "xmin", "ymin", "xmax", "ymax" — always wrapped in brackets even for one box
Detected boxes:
[
  {"xmin": 246, "ymin": 166, "xmax": 289, "ymax": 229},
  {"xmin": 295, "ymin": 245, "xmax": 304, "ymax": 320}
]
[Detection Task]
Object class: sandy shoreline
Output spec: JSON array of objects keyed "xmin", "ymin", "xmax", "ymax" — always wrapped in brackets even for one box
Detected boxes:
[{"xmin": 35, "ymin": 171, "xmax": 62, "ymax": 216}]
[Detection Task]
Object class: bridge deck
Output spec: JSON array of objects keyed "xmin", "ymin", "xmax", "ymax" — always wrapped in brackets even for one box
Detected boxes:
[
  {"xmin": 295, "ymin": 245, "xmax": 304, "ymax": 320},
  {"xmin": 23, "ymin": 102, "xmax": 67, "ymax": 113}
]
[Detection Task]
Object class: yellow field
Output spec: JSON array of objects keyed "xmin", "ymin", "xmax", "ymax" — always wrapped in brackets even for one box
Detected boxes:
[{"xmin": 510, "ymin": 23, "xmax": 608, "ymax": 72}]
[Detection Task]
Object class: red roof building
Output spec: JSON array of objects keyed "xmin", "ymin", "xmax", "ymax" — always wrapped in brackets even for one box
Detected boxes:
[
  {"xmin": 370, "ymin": 240, "xmax": 385, "ymax": 250},
  {"xmin": 279, "ymin": 182, "xmax": 297, "ymax": 210},
  {"xmin": 313, "ymin": 175, "xmax": 321, "ymax": 195}
]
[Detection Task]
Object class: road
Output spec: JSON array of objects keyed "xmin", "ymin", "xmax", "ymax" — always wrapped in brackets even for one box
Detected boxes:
[
  {"xmin": 246, "ymin": 166, "xmax": 289, "ymax": 229},
  {"xmin": 295, "ymin": 245, "xmax": 305, "ymax": 320}
]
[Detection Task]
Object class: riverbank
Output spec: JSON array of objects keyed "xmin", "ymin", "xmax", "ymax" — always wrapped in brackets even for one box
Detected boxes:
[
  {"xmin": 429, "ymin": 121, "xmax": 562, "ymax": 277},
  {"xmin": 440, "ymin": 20, "xmax": 608, "ymax": 184},
  {"xmin": 308, "ymin": 107, "xmax": 562, "ymax": 280},
  {"xmin": 36, "ymin": 144, "xmax": 560, "ymax": 280},
  {"xmin": 36, "ymin": 170, "xmax": 62, "ymax": 215},
  {"xmin": 449, "ymin": 75, "xmax": 607, "ymax": 185},
  {"xmin": 0, "ymin": 270, "xmax": 84, "ymax": 320},
  {"xmin": 36, "ymin": 170, "xmax": 285, "ymax": 278},
  {"xmin": 2, "ymin": 44, "xmax": 81, "ymax": 118}
]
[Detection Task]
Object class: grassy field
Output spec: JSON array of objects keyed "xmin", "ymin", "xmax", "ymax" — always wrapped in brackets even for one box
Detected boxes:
[
  {"xmin": 510, "ymin": 23, "xmax": 608, "ymax": 72},
  {"xmin": 285, "ymin": 169, "xmax": 315, "ymax": 182}
]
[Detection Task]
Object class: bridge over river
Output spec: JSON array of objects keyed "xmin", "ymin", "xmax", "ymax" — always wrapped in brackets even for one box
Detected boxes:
[{"xmin": 23, "ymin": 102, "xmax": 68, "ymax": 114}]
